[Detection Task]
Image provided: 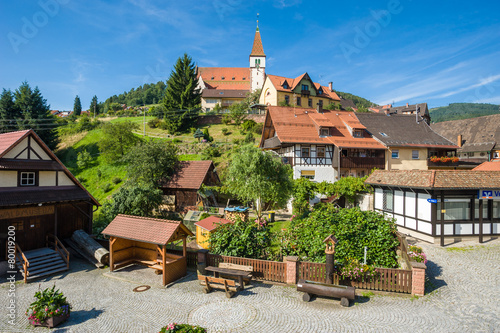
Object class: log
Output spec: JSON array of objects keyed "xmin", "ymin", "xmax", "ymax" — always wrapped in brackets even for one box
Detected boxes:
[{"xmin": 71, "ymin": 230, "xmax": 110, "ymax": 266}]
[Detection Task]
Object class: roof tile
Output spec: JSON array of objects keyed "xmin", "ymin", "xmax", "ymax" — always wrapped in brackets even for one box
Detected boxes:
[
  {"xmin": 162, "ymin": 161, "xmax": 214, "ymax": 190},
  {"xmin": 194, "ymin": 216, "xmax": 233, "ymax": 232}
]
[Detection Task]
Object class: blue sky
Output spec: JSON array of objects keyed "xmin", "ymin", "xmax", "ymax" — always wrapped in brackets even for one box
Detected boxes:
[{"xmin": 1, "ymin": 0, "xmax": 500, "ymax": 111}]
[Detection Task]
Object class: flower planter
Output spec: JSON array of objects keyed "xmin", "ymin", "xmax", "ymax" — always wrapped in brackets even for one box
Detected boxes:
[{"xmin": 30, "ymin": 313, "xmax": 69, "ymax": 328}]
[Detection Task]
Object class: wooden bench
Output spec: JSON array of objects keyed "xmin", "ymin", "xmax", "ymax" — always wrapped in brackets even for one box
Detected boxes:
[
  {"xmin": 198, "ymin": 275, "xmax": 239, "ymax": 298},
  {"xmin": 219, "ymin": 263, "xmax": 253, "ymax": 285}
]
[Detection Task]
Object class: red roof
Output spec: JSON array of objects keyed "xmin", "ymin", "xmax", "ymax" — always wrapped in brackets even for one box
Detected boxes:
[
  {"xmin": 266, "ymin": 74, "xmax": 340, "ymax": 101},
  {"xmin": 0, "ymin": 130, "xmax": 30, "ymax": 157},
  {"xmin": 198, "ymin": 67, "xmax": 250, "ymax": 90},
  {"xmin": 473, "ymin": 161, "xmax": 500, "ymax": 171},
  {"xmin": 250, "ymin": 29, "xmax": 265, "ymax": 56},
  {"xmin": 102, "ymin": 214, "xmax": 193, "ymax": 245},
  {"xmin": 194, "ymin": 216, "xmax": 233, "ymax": 232},
  {"xmin": 265, "ymin": 106, "xmax": 385, "ymax": 149},
  {"xmin": 162, "ymin": 161, "xmax": 215, "ymax": 190}
]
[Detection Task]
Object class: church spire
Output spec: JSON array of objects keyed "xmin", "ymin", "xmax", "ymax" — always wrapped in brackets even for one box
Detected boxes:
[{"xmin": 250, "ymin": 14, "xmax": 265, "ymax": 57}]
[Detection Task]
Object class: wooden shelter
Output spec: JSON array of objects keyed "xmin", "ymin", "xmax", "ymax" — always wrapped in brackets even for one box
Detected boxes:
[{"xmin": 102, "ymin": 214, "xmax": 194, "ymax": 286}]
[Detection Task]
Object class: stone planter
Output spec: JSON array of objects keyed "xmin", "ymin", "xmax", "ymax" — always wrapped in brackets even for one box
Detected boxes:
[{"xmin": 30, "ymin": 313, "xmax": 69, "ymax": 328}]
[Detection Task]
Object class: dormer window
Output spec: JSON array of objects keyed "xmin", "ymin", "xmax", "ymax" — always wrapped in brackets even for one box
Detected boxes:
[
  {"xmin": 242, "ymin": 77, "xmax": 246, "ymax": 80},
  {"xmin": 353, "ymin": 130, "xmax": 364, "ymax": 138},
  {"xmin": 283, "ymin": 83, "xmax": 288, "ymax": 89},
  {"xmin": 221, "ymin": 76, "xmax": 225, "ymax": 80},
  {"xmin": 211, "ymin": 76, "xmax": 214, "ymax": 80},
  {"xmin": 318, "ymin": 88, "xmax": 323, "ymax": 95},
  {"xmin": 320, "ymin": 128, "xmax": 329, "ymax": 136},
  {"xmin": 232, "ymin": 77, "xmax": 235, "ymax": 80}
]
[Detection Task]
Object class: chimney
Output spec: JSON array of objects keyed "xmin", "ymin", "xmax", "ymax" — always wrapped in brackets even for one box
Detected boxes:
[
  {"xmin": 328, "ymin": 82, "xmax": 333, "ymax": 92},
  {"xmin": 406, "ymin": 103, "xmax": 409, "ymax": 107},
  {"xmin": 458, "ymin": 134, "xmax": 463, "ymax": 147},
  {"xmin": 316, "ymin": 102, "xmax": 323, "ymax": 113}
]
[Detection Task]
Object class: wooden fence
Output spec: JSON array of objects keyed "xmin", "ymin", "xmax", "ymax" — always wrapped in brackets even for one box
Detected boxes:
[
  {"xmin": 207, "ymin": 254, "xmax": 287, "ymax": 283},
  {"xmin": 167, "ymin": 249, "xmax": 198, "ymax": 268},
  {"xmin": 298, "ymin": 261, "xmax": 412, "ymax": 294}
]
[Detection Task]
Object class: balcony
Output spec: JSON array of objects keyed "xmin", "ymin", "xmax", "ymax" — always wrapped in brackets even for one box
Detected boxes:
[
  {"xmin": 340, "ymin": 157, "xmax": 385, "ymax": 169},
  {"xmin": 301, "ymin": 89, "xmax": 310, "ymax": 96},
  {"xmin": 427, "ymin": 157, "xmax": 459, "ymax": 168}
]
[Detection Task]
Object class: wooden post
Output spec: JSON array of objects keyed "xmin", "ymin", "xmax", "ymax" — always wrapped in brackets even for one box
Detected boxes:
[
  {"xmin": 54, "ymin": 204, "xmax": 58, "ymax": 238},
  {"xmin": 162, "ymin": 245, "xmax": 167, "ymax": 286},
  {"xmin": 440, "ymin": 191, "xmax": 445, "ymax": 247},
  {"xmin": 479, "ymin": 199, "xmax": 483, "ymax": 243},
  {"xmin": 109, "ymin": 237, "xmax": 116, "ymax": 272},
  {"xmin": 183, "ymin": 237, "xmax": 187, "ymax": 258}
]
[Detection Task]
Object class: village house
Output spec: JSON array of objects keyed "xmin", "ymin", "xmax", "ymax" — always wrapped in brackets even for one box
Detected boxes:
[
  {"xmin": 259, "ymin": 106, "xmax": 386, "ymax": 182},
  {"xmin": 194, "ymin": 215, "xmax": 233, "ymax": 250},
  {"xmin": 365, "ymin": 170, "xmax": 500, "ymax": 245},
  {"xmin": 197, "ymin": 25, "xmax": 266, "ymax": 112},
  {"xmin": 259, "ymin": 73, "xmax": 341, "ymax": 110},
  {"xmin": 0, "ymin": 130, "xmax": 99, "ymax": 280},
  {"xmin": 356, "ymin": 112, "xmax": 458, "ymax": 170},
  {"xmin": 432, "ymin": 114, "xmax": 500, "ymax": 165},
  {"xmin": 159, "ymin": 160, "xmax": 220, "ymax": 213},
  {"xmin": 369, "ymin": 102, "xmax": 431, "ymax": 124}
]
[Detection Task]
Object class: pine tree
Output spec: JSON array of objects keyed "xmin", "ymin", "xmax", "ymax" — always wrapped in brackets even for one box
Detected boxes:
[
  {"xmin": 162, "ymin": 54, "xmax": 201, "ymax": 133},
  {"xmin": 89, "ymin": 95, "xmax": 99, "ymax": 117},
  {"xmin": 0, "ymin": 89, "xmax": 15, "ymax": 133},
  {"xmin": 73, "ymin": 95, "xmax": 82, "ymax": 116}
]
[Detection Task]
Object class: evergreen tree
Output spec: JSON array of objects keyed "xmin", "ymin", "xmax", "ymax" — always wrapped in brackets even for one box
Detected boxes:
[
  {"xmin": 73, "ymin": 95, "xmax": 82, "ymax": 116},
  {"xmin": 162, "ymin": 54, "xmax": 201, "ymax": 133},
  {"xmin": 89, "ymin": 95, "xmax": 99, "ymax": 117},
  {"xmin": 0, "ymin": 89, "xmax": 15, "ymax": 133},
  {"xmin": 12, "ymin": 82, "xmax": 57, "ymax": 149}
]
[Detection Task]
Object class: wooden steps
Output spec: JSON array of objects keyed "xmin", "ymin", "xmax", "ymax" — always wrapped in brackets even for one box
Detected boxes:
[{"xmin": 17, "ymin": 248, "xmax": 69, "ymax": 281}]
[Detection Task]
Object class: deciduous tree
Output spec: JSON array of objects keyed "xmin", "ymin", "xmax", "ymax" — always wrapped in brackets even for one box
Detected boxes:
[{"xmin": 98, "ymin": 121, "xmax": 141, "ymax": 162}]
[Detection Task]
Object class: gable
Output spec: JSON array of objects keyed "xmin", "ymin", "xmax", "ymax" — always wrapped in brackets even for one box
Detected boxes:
[{"xmin": 3, "ymin": 136, "xmax": 51, "ymax": 160}]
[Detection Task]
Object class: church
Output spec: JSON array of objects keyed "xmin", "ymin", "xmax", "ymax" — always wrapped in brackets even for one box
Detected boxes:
[{"xmin": 197, "ymin": 25, "xmax": 266, "ymax": 112}]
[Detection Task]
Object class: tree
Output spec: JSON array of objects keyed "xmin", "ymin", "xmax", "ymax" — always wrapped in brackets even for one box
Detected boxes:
[
  {"xmin": 73, "ymin": 95, "xmax": 82, "ymax": 116},
  {"xmin": 292, "ymin": 177, "xmax": 317, "ymax": 215},
  {"xmin": 89, "ymin": 95, "xmax": 100, "ymax": 117},
  {"xmin": 227, "ymin": 89, "xmax": 261, "ymax": 127},
  {"xmin": 123, "ymin": 139, "xmax": 178, "ymax": 187},
  {"xmin": 162, "ymin": 54, "xmax": 201, "ymax": 133},
  {"xmin": 224, "ymin": 144, "xmax": 293, "ymax": 218},
  {"xmin": 0, "ymin": 89, "xmax": 15, "ymax": 132},
  {"xmin": 98, "ymin": 121, "xmax": 141, "ymax": 162},
  {"xmin": 194, "ymin": 128, "xmax": 204, "ymax": 142},
  {"xmin": 12, "ymin": 82, "xmax": 58, "ymax": 149},
  {"xmin": 317, "ymin": 176, "xmax": 371, "ymax": 206}
]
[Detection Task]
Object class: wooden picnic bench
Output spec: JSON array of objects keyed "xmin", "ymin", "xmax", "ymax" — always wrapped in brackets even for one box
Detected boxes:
[
  {"xmin": 218, "ymin": 263, "xmax": 253, "ymax": 285},
  {"xmin": 198, "ymin": 275, "xmax": 239, "ymax": 298}
]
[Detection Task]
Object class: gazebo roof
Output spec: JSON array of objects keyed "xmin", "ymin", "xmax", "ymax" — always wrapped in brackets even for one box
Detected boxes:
[{"xmin": 102, "ymin": 214, "xmax": 193, "ymax": 245}]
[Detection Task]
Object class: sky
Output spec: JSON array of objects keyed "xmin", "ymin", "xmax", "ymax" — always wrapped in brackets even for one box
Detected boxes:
[{"xmin": 1, "ymin": 0, "xmax": 500, "ymax": 111}]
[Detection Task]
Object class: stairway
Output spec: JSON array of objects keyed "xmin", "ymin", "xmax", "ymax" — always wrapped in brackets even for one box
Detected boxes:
[{"xmin": 17, "ymin": 248, "xmax": 69, "ymax": 281}]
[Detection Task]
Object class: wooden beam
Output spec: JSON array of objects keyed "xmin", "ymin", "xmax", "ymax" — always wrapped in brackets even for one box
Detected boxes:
[
  {"xmin": 109, "ymin": 237, "xmax": 115, "ymax": 272},
  {"xmin": 183, "ymin": 237, "xmax": 187, "ymax": 257},
  {"xmin": 162, "ymin": 245, "xmax": 167, "ymax": 286},
  {"xmin": 479, "ymin": 199, "xmax": 483, "ymax": 243},
  {"xmin": 440, "ymin": 191, "xmax": 445, "ymax": 247}
]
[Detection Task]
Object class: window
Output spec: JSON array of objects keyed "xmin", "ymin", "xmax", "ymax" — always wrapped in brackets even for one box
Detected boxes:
[
  {"xmin": 301, "ymin": 84, "xmax": 309, "ymax": 91},
  {"xmin": 205, "ymin": 99, "xmax": 219, "ymax": 104},
  {"xmin": 20, "ymin": 172, "xmax": 36, "ymax": 186},
  {"xmin": 467, "ymin": 152, "xmax": 474, "ymax": 157},
  {"xmin": 412, "ymin": 150, "xmax": 419, "ymax": 159},
  {"xmin": 284, "ymin": 95, "xmax": 290, "ymax": 104},
  {"xmin": 493, "ymin": 201, "xmax": 500, "ymax": 218},
  {"xmin": 283, "ymin": 83, "xmax": 288, "ymax": 89},
  {"xmin": 318, "ymin": 100, "xmax": 323, "ymax": 107},
  {"xmin": 301, "ymin": 170, "xmax": 315, "ymax": 180},
  {"xmin": 221, "ymin": 76, "xmax": 225, "ymax": 80},
  {"xmin": 317, "ymin": 146, "xmax": 325, "ymax": 158},
  {"xmin": 318, "ymin": 88, "xmax": 323, "ymax": 95},
  {"xmin": 211, "ymin": 76, "xmax": 214, "ymax": 80},
  {"xmin": 232, "ymin": 77, "xmax": 235, "ymax": 80},
  {"xmin": 320, "ymin": 128, "xmax": 329, "ymax": 136},
  {"xmin": 391, "ymin": 150, "xmax": 399, "ymax": 159},
  {"xmin": 301, "ymin": 147, "xmax": 310, "ymax": 157},
  {"xmin": 383, "ymin": 189, "xmax": 393, "ymax": 211},
  {"xmin": 353, "ymin": 130, "xmax": 363, "ymax": 138},
  {"xmin": 205, "ymin": 108, "xmax": 210, "ymax": 112},
  {"xmin": 296, "ymin": 97, "xmax": 301, "ymax": 106},
  {"xmin": 437, "ymin": 198, "xmax": 470, "ymax": 220},
  {"xmin": 242, "ymin": 77, "xmax": 246, "ymax": 80},
  {"xmin": 308, "ymin": 98, "xmax": 312, "ymax": 107},
  {"xmin": 379, "ymin": 132, "xmax": 388, "ymax": 137},
  {"xmin": 474, "ymin": 199, "xmax": 489, "ymax": 219}
]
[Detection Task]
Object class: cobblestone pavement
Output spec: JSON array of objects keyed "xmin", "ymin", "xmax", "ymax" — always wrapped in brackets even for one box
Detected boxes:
[{"xmin": 1, "ymin": 239, "xmax": 499, "ymax": 333}]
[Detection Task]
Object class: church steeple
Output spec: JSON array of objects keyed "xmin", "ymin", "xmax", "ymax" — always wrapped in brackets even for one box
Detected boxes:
[{"xmin": 250, "ymin": 14, "xmax": 266, "ymax": 92}]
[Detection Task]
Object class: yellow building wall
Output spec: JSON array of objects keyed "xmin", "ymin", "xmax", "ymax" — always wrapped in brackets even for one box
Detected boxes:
[
  {"xmin": 386, "ymin": 148, "xmax": 429, "ymax": 170},
  {"xmin": 58, "ymin": 172, "xmax": 76, "ymax": 186},
  {"xmin": 0, "ymin": 171, "xmax": 17, "ymax": 187},
  {"xmin": 39, "ymin": 171, "xmax": 56, "ymax": 186},
  {"xmin": 196, "ymin": 226, "xmax": 211, "ymax": 250},
  {"xmin": 259, "ymin": 79, "xmax": 278, "ymax": 106},
  {"xmin": 276, "ymin": 91, "xmax": 338, "ymax": 109}
]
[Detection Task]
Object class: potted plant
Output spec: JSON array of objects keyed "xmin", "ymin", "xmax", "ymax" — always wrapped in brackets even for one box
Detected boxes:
[
  {"xmin": 159, "ymin": 323, "xmax": 206, "ymax": 333},
  {"xmin": 25, "ymin": 285, "xmax": 71, "ymax": 328}
]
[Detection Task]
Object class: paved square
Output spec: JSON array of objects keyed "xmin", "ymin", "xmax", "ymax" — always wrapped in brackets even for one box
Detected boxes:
[{"xmin": 1, "ymin": 239, "xmax": 499, "ymax": 332}]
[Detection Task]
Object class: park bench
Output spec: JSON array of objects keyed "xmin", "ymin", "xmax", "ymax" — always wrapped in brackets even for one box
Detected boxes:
[
  {"xmin": 198, "ymin": 275, "xmax": 239, "ymax": 298},
  {"xmin": 218, "ymin": 263, "xmax": 253, "ymax": 285}
]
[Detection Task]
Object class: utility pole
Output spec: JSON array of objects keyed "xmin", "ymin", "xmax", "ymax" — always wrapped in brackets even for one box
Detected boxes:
[{"xmin": 143, "ymin": 105, "xmax": 146, "ymax": 136}]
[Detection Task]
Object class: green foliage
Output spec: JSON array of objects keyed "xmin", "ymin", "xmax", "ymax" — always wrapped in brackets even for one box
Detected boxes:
[
  {"xmin": 316, "ymin": 176, "xmax": 371, "ymax": 204},
  {"xmin": 25, "ymin": 285, "xmax": 71, "ymax": 325},
  {"xmin": 241, "ymin": 119, "xmax": 256, "ymax": 132},
  {"xmin": 278, "ymin": 100, "xmax": 289, "ymax": 107},
  {"xmin": 147, "ymin": 117, "xmax": 162, "ymax": 128},
  {"xmin": 202, "ymin": 128, "xmax": 213, "ymax": 142},
  {"xmin": 163, "ymin": 54, "xmax": 201, "ymax": 133},
  {"xmin": 340, "ymin": 258, "xmax": 378, "ymax": 280},
  {"xmin": 104, "ymin": 81, "xmax": 166, "ymax": 110},
  {"xmin": 94, "ymin": 183, "xmax": 163, "ymax": 234},
  {"xmin": 76, "ymin": 150, "xmax": 93, "ymax": 169},
  {"xmin": 59, "ymin": 115, "xmax": 101, "ymax": 135},
  {"xmin": 280, "ymin": 204, "xmax": 399, "ymax": 267},
  {"xmin": 253, "ymin": 122, "xmax": 263, "ymax": 135},
  {"xmin": 429, "ymin": 103, "xmax": 500, "ymax": 123},
  {"xmin": 334, "ymin": 90, "xmax": 374, "ymax": 109},
  {"xmin": 112, "ymin": 177, "xmax": 122, "ymax": 184},
  {"xmin": 221, "ymin": 113, "xmax": 231, "ymax": 125},
  {"xmin": 123, "ymin": 139, "xmax": 178, "ymax": 187},
  {"xmin": 224, "ymin": 144, "xmax": 293, "ymax": 217},
  {"xmin": 159, "ymin": 323, "xmax": 206, "ymax": 333},
  {"xmin": 102, "ymin": 183, "xmax": 112, "ymax": 193},
  {"xmin": 325, "ymin": 102, "xmax": 340, "ymax": 110},
  {"xmin": 89, "ymin": 95, "xmax": 101, "ymax": 116},
  {"xmin": 210, "ymin": 218, "xmax": 272, "ymax": 259},
  {"xmin": 73, "ymin": 95, "xmax": 82, "ymax": 116},
  {"xmin": 193, "ymin": 128, "xmax": 204, "ymax": 142},
  {"xmin": 221, "ymin": 127, "xmax": 229, "ymax": 136},
  {"xmin": 212, "ymin": 103, "xmax": 221, "ymax": 114},
  {"xmin": 172, "ymin": 138, "xmax": 182, "ymax": 143},
  {"xmin": 199, "ymin": 212, "xmax": 211, "ymax": 220},
  {"xmin": 292, "ymin": 177, "xmax": 317, "ymax": 215},
  {"xmin": 98, "ymin": 121, "xmax": 141, "ymax": 162},
  {"xmin": 243, "ymin": 132, "xmax": 254, "ymax": 143},
  {"xmin": 201, "ymin": 144, "xmax": 221, "ymax": 160}
]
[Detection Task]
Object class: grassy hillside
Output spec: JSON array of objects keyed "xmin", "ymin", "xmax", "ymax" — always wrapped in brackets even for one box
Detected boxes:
[
  {"xmin": 334, "ymin": 90, "xmax": 375, "ymax": 108},
  {"xmin": 430, "ymin": 103, "xmax": 500, "ymax": 123}
]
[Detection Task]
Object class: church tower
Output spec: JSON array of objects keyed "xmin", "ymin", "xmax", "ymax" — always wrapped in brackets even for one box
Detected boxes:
[{"xmin": 249, "ymin": 20, "xmax": 266, "ymax": 92}]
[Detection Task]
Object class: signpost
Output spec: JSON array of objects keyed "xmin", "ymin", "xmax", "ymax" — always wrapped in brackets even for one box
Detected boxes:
[{"xmin": 427, "ymin": 198, "xmax": 438, "ymax": 204}]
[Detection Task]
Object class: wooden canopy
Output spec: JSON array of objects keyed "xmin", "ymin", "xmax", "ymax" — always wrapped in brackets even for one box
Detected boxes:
[{"xmin": 102, "ymin": 215, "xmax": 194, "ymax": 286}]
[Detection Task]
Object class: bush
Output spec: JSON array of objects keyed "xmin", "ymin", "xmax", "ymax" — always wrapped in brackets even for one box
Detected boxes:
[
  {"xmin": 102, "ymin": 183, "xmax": 112, "ymax": 193},
  {"xmin": 232, "ymin": 138, "xmax": 240, "ymax": 145},
  {"xmin": 221, "ymin": 114, "xmax": 231, "ymax": 125},
  {"xmin": 199, "ymin": 212, "xmax": 211, "ymax": 220},
  {"xmin": 244, "ymin": 132, "xmax": 255, "ymax": 143},
  {"xmin": 158, "ymin": 121, "xmax": 169, "ymax": 131},
  {"xmin": 253, "ymin": 123, "xmax": 263, "ymax": 135},
  {"xmin": 221, "ymin": 127, "xmax": 229, "ymax": 136},
  {"xmin": 201, "ymin": 145, "xmax": 221, "ymax": 160},
  {"xmin": 147, "ymin": 118, "xmax": 162, "ymax": 128},
  {"xmin": 172, "ymin": 138, "xmax": 182, "ymax": 144},
  {"xmin": 112, "ymin": 177, "xmax": 122, "ymax": 184},
  {"xmin": 25, "ymin": 286, "xmax": 71, "ymax": 326},
  {"xmin": 159, "ymin": 323, "xmax": 206, "ymax": 333},
  {"xmin": 241, "ymin": 119, "xmax": 256, "ymax": 132},
  {"xmin": 76, "ymin": 150, "xmax": 93, "ymax": 169}
]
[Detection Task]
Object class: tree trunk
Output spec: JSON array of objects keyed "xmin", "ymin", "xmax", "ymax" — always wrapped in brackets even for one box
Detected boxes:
[{"xmin": 71, "ymin": 230, "xmax": 110, "ymax": 265}]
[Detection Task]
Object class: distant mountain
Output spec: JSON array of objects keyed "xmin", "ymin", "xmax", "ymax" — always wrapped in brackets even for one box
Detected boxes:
[
  {"xmin": 334, "ymin": 90, "xmax": 375, "ymax": 109},
  {"xmin": 430, "ymin": 103, "xmax": 500, "ymax": 123}
]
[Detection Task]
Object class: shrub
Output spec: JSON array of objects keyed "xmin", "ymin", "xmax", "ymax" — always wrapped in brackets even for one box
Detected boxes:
[
  {"xmin": 158, "ymin": 121, "xmax": 169, "ymax": 130},
  {"xmin": 147, "ymin": 118, "xmax": 161, "ymax": 128},
  {"xmin": 102, "ymin": 183, "xmax": 112, "ymax": 193},
  {"xmin": 172, "ymin": 138, "xmax": 182, "ymax": 144},
  {"xmin": 232, "ymin": 138, "xmax": 241, "ymax": 145},
  {"xmin": 221, "ymin": 127, "xmax": 229, "ymax": 136},
  {"xmin": 202, "ymin": 145, "xmax": 221, "ymax": 160},
  {"xmin": 221, "ymin": 113, "xmax": 232, "ymax": 125},
  {"xmin": 97, "ymin": 169, "xmax": 102, "ymax": 179},
  {"xmin": 112, "ymin": 177, "xmax": 122, "ymax": 184},
  {"xmin": 199, "ymin": 212, "xmax": 211, "ymax": 220},
  {"xmin": 244, "ymin": 132, "xmax": 254, "ymax": 143},
  {"xmin": 25, "ymin": 286, "xmax": 71, "ymax": 326},
  {"xmin": 339, "ymin": 258, "xmax": 379, "ymax": 281},
  {"xmin": 76, "ymin": 150, "xmax": 93, "ymax": 169},
  {"xmin": 159, "ymin": 323, "xmax": 206, "ymax": 333},
  {"xmin": 241, "ymin": 119, "xmax": 256, "ymax": 132},
  {"xmin": 190, "ymin": 127, "xmax": 197, "ymax": 134},
  {"xmin": 253, "ymin": 123, "xmax": 263, "ymax": 135}
]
